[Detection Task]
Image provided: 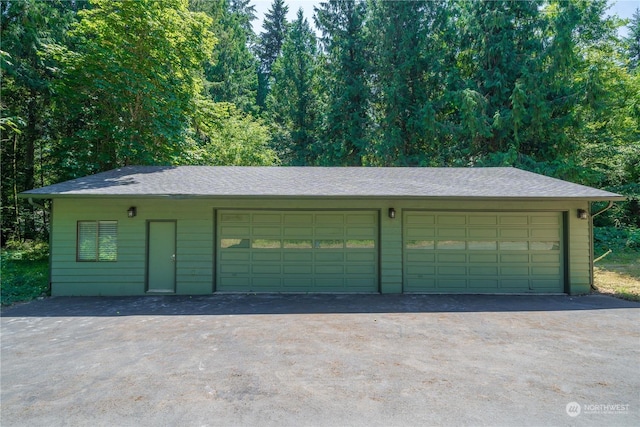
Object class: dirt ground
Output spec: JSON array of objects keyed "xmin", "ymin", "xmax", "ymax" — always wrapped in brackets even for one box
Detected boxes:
[{"xmin": 1, "ymin": 294, "xmax": 639, "ymax": 426}]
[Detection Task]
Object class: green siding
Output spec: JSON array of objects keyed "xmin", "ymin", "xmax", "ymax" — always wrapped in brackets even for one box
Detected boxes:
[{"xmin": 50, "ymin": 198, "xmax": 594, "ymax": 296}]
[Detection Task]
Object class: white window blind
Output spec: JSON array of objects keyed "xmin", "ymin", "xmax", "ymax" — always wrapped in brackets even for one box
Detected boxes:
[{"xmin": 77, "ymin": 221, "xmax": 117, "ymax": 261}]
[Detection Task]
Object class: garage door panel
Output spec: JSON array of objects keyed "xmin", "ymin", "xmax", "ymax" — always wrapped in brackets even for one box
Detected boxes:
[
  {"xmin": 347, "ymin": 252, "xmax": 377, "ymax": 262},
  {"xmin": 501, "ymin": 266, "xmax": 529, "ymax": 275},
  {"xmin": 220, "ymin": 264, "xmax": 249, "ymax": 274},
  {"xmin": 220, "ymin": 252, "xmax": 250, "ymax": 261},
  {"xmin": 220, "ymin": 213, "xmax": 250, "ymax": 223},
  {"xmin": 283, "ymin": 252, "xmax": 312, "ymax": 262},
  {"xmin": 469, "ymin": 229, "xmax": 498, "ymax": 238},
  {"xmin": 217, "ymin": 210, "xmax": 378, "ymax": 292},
  {"xmin": 531, "ymin": 229, "xmax": 560, "ymax": 239},
  {"xmin": 406, "ymin": 252, "xmax": 436, "ymax": 262},
  {"xmin": 531, "ymin": 215, "xmax": 559, "ymax": 225},
  {"xmin": 500, "ymin": 215, "xmax": 528, "ymax": 225},
  {"xmin": 469, "ymin": 216, "xmax": 498, "ymax": 225},
  {"xmin": 439, "ymin": 266, "xmax": 464, "ymax": 275},
  {"xmin": 470, "ymin": 279, "xmax": 499, "ymax": 288},
  {"xmin": 438, "ymin": 253, "xmax": 466, "ymax": 263},
  {"xmin": 501, "ymin": 254, "xmax": 529, "ymax": 263},
  {"xmin": 501, "ymin": 229, "xmax": 529, "ymax": 238},
  {"xmin": 439, "ymin": 279, "xmax": 467, "ymax": 289},
  {"xmin": 469, "ymin": 254, "xmax": 498, "ymax": 263},
  {"xmin": 406, "ymin": 265, "xmax": 436, "ymax": 275},
  {"xmin": 283, "ymin": 277, "xmax": 313, "ymax": 287},
  {"xmin": 252, "ymin": 252, "xmax": 281, "ymax": 261},
  {"xmin": 532, "ymin": 254, "xmax": 559, "ymax": 263},
  {"xmin": 404, "ymin": 211, "xmax": 563, "ymax": 293},
  {"xmin": 531, "ymin": 279, "xmax": 562, "ymax": 289},
  {"xmin": 315, "ymin": 214, "xmax": 343, "ymax": 224},
  {"xmin": 438, "ymin": 228, "xmax": 466, "ymax": 238},
  {"xmin": 469, "ymin": 266, "xmax": 498, "ymax": 276},
  {"xmin": 346, "ymin": 265, "xmax": 376, "ymax": 274},
  {"xmin": 315, "ymin": 252, "xmax": 344, "ymax": 262},
  {"xmin": 252, "ymin": 265, "xmax": 281, "ymax": 274},
  {"xmin": 347, "ymin": 214, "xmax": 376, "ymax": 225},
  {"xmin": 283, "ymin": 214, "xmax": 313, "ymax": 224},
  {"xmin": 220, "ymin": 226, "xmax": 250, "ymax": 236},
  {"xmin": 532, "ymin": 266, "xmax": 561, "ymax": 275},
  {"xmin": 252, "ymin": 214, "xmax": 281, "ymax": 223},
  {"xmin": 283, "ymin": 264, "xmax": 312, "ymax": 274}
]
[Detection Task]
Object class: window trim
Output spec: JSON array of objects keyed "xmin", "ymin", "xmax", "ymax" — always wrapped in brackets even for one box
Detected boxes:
[{"xmin": 76, "ymin": 220, "xmax": 118, "ymax": 262}]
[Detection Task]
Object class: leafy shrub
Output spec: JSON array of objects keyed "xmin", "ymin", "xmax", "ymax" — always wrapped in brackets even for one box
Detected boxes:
[
  {"xmin": 4, "ymin": 240, "xmax": 49, "ymax": 261},
  {"xmin": 594, "ymin": 226, "xmax": 640, "ymax": 253},
  {"xmin": 1, "ymin": 241, "xmax": 50, "ymax": 305}
]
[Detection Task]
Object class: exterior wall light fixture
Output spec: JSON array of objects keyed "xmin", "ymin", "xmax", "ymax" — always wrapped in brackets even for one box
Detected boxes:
[
  {"xmin": 127, "ymin": 206, "xmax": 137, "ymax": 218},
  {"xmin": 577, "ymin": 209, "xmax": 588, "ymax": 220},
  {"xmin": 388, "ymin": 208, "xmax": 396, "ymax": 219}
]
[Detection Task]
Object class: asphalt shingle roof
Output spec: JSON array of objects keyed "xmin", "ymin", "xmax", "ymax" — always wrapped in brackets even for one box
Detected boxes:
[{"xmin": 21, "ymin": 166, "xmax": 623, "ymax": 200}]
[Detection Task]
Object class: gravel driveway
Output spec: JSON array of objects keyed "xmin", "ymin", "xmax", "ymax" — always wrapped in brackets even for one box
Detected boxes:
[{"xmin": 1, "ymin": 294, "xmax": 639, "ymax": 426}]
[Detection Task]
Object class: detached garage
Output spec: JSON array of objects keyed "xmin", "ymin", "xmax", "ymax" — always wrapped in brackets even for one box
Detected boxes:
[{"xmin": 21, "ymin": 166, "xmax": 623, "ymax": 296}]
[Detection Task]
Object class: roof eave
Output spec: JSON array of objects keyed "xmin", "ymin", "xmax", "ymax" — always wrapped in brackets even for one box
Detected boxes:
[{"xmin": 19, "ymin": 193, "xmax": 627, "ymax": 202}]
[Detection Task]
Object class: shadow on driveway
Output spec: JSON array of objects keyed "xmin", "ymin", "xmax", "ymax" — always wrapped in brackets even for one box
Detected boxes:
[{"xmin": 1, "ymin": 293, "xmax": 638, "ymax": 317}]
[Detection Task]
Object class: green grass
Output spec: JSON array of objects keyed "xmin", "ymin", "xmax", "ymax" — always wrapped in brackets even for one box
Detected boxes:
[
  {"xmin": 593, "ymin": 250, "xmax": 640, "ymax": 302},
  {"xmin": 1, "ymin": 243, "xmax": 50, "ymax": 306}
]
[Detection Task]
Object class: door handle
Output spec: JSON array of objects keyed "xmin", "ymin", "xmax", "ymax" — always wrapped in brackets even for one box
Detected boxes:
[{"xmin": 171, "ymin": 254, "xmax": 176, "ymax": 262}]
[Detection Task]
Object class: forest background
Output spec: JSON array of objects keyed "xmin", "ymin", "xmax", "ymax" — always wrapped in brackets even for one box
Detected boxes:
[{"xmin": 1, "ymin": 0, "xmax": 639, "ymax": 253}]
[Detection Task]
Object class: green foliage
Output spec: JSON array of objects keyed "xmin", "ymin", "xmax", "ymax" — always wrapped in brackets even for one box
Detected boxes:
[
  {"xmin": 257, "ymin": 0, "xmax": 289, "ymax": 108},
  {"xmin": 627, "ymin": 8, "xmax": 640, "ymax": 70},
  {"xmin": 191, "ymin": 101, "xmax": 278, "ymax": 165},
  {"xmin": 194, "ymin": 0, "xmax": 258, "ymax": 113},
  {"xmin": 594, "ymin": 227, "xmax": 640, "ymax": 253},
  {"xmin": 314, "ymin": 0, "xmax": 370, "ymax": 165},
  {"xmin": 1, "ymin": 242, "xmax": 50, "ymax": 305},
  {"xmin": 51, "ymin": 0, "xmax": 216, "ymax": 177},
  {"xmin": 268, "ymin": 9, "xmax": 320, "ymax": 165}
]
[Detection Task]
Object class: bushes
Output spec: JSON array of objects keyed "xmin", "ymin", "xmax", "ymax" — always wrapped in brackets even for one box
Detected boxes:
[
  {"xmin": 594, "ymin": 226, "xmax": 640, "ymax": 254},
  {"xmin": 1, "ymin": 241, "xmax": 50, "ymax": 306}
]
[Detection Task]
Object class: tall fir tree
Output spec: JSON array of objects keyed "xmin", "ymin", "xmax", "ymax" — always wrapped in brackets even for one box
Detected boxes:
[
  {"xmin": 627, "ymin": 8, "xmax": 640, "ymax": 70},
  {"xmin": 268, "ymin": 9, "xmax": 320, "ymax": 165},
  {"xmin": 257, "ymin": 0, "xmax": 289, "ymax": 108},
  {"xmin": 192, "ymin": 0, "xmax": 259, "ymax": 113},
  {"xmin": 368, "ymin": 0, "xmax": 450, "ymax": 166},
  {"xmin": 314, "ymin": 0, "xmax": 370, "ymax": 165}
]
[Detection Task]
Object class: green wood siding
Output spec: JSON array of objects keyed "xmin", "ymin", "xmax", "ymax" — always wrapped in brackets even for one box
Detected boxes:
[
  {"xmin": 49, "ymin": 198, "xmax": 593, "ymax": 296},
  {"xmin": 403, "ymin": 211, "xmax": 564, "ymax": 293}
]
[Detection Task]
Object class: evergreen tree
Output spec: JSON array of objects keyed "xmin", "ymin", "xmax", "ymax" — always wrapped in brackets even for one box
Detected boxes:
[
  {"xmin": 268, "ymin": 9, "xmax": 320, "ymax": 165},
  {"xmin": 627, "ymin": 8, "xmax": 640, "ymax": 70},
  {"xmin": 0, "ymin": 0, "xmax": 87, "ymax": 242},
  {"xmin": 192, "ymin": 0, "xmax": 259, "ymax": 113},
  {"xmin": 257, "ymin": 0, "xmax": 289, "ymax": 108},
  {"xmin": 368, "ymin": 0, "xmax": 450, "ymax": 166},
  {"xmin": 314, "ymin": 0, "xmax": 370, "ymax": 165}
]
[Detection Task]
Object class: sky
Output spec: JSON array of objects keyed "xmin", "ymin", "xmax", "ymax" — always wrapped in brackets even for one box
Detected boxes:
[{"xmin": 251, "ymin": 0, "xmax": 639, "ymax": 37}]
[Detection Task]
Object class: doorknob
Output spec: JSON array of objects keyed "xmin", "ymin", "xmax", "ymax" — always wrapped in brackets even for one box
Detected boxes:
[{"xmin": 171, "ymin": 254, "xmax": 176, "ymax": 262}]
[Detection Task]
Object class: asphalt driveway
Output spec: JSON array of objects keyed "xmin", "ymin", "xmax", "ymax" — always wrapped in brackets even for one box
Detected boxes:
[{"xmin": 1, "ymin": 294, "xmax": 639, "ymax": 426}]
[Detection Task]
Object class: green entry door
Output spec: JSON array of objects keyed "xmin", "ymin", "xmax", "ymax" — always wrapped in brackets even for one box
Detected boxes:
[
  {"xmin": 147, "ymin": 221, "xmax": 176, "ymax": 293},
  {"xmin": 217, "ymin": 210, "xmax": 378, "ymax": 292},
  {"xmin": 403, "ymin": 211, "xmax": 564, "ymax": 293}
]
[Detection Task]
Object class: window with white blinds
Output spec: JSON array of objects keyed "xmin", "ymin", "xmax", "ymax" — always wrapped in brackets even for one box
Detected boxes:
[{"xmin": 77, "ymin": 221, "xmax": 117, "ymax": 262}]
